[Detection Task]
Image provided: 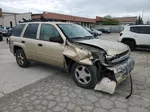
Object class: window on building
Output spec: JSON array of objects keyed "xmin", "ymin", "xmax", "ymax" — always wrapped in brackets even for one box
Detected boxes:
[
  {"xmin": 40, "ymin": 24, "xmax": 60, "ymax": 41},
  {"xmin": 10, "ymin": 21, "xmax": 13, "ymax": 27},
  {"xmin": 12, "ymin": 24, "xmax": 25, "ymax": 37},
  {"xmin": 23, "ymin": 24, "xmax": 39, "ymax": 39}
]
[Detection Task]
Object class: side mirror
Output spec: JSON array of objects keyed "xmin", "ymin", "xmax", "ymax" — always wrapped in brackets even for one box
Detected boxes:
[{"xmin": 49, "ymin": 36, "xmax": 64, "ymax": 43}]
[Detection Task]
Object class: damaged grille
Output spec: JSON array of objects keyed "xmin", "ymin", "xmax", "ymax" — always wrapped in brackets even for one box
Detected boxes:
[
  {"xmin": 116, "ymin": 50, "xmax": 129, "ymax": 58},
  {"xmin": 111, "ymin": 50, "xmax": 130, "ymax": 64}
]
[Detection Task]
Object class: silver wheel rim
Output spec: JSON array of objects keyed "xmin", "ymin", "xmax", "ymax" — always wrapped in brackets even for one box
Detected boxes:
[
  {"xmin": 75, "ymin": 66, "xmax": 91, "ymax": 85},
  {"xmin": 17, "ymin": 53, "xmax": 24, "ymax": 65}
]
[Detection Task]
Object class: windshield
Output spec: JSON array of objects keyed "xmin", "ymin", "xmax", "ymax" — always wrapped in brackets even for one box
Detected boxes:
[{"xmin": 57, "ymin": 24, "xmax": 93, "ymax": 39}]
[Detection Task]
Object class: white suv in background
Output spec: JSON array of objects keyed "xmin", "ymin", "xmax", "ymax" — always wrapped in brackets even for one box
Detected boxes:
[{"xmin": 119, "ymin": 25, "xmax": 150, "ymax": 50}]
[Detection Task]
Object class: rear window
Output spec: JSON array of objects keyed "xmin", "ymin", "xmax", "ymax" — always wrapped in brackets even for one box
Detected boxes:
[
  {"xmin": 130, "ymin": 26, "xmax": 150, "ymax": 34},
  {"xmin": 23, "ymin": 24, "xmax": 39, "ymax": 39},
  {"xmin": 12, "ymin": 24, "xmax": 25, "ymax": 37}
]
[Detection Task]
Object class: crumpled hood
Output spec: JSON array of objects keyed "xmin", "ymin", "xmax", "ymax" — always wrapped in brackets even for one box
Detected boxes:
[{"xmin": 77, "ymin": 39, "xmax": 129, "ymax": 55}]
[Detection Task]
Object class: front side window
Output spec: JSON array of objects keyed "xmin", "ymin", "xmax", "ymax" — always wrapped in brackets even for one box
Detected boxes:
[
  {"xmin": 57, "ymin": 24, "xmax": 93, "ymax": 40},
  {"xmin": 12, "ymin": 24, "xmax": 25, "ymax": 37},
  {"xmin": 23, "ymin": 24, "xmax": 39, "ymax": 39},
  {"xmin": 40, "ymin": 24, "xmax": 60, "ymax": 41}
]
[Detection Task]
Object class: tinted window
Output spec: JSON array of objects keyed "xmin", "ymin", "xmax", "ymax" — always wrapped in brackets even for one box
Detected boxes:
[
  {"xmin": 130, "ymin": 26, "xmax": 150, "ymax": 34},
  {"xmin": 24, "ymin": 24, "xmax": 39, "ymax": 39},
  {"xmin": 130, "ymin": 27, "xmax": 139, "ymax": 33},
  {"xmin": 139, "ymin": 27, "xmax": 150, "ymax": 34},
  {"xmin": 12, "ymin": 24, "xmax": 25, "ymax": 37},
  {"xmin": 40, "ymin": 24, "xmax": 60, "ymax": 41}
]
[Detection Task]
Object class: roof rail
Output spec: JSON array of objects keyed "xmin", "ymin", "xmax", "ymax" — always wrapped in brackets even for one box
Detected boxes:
[{"xmin": 19, "ymin": 17, "xmax": 53, "ymax": 23}]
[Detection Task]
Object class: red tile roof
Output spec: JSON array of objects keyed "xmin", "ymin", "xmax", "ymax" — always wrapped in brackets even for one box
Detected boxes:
[
  {"xmin": 32, "ymin": 12, "xmax": 96, "ymax": 23},
  {"xmin": 32, "ymin": 12, "xmax": 137, "ymax": 24},
  {"xmin": 114, "ymin": 17, "xmax": 137, "ymax": 23},
  {"xmin": 96, "ymin": 16, "xmax": 104, "ymax": 21}
]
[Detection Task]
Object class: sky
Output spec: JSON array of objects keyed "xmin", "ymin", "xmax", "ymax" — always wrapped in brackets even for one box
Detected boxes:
[{"xmin": 0, "ymin": 0, "xmax": 150, "ymax": 21}]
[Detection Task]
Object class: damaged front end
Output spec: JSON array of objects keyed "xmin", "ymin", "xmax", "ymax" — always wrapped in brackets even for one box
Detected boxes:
[
  {"xmin": 94, "ymin": 58, "xmax": 134, "ymax": 94},
  {"xmin": 63, "ymin": 40, "xmax": 134, "ymax": 95}
]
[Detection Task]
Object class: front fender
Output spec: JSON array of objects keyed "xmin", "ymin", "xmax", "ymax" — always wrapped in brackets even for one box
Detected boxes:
[{"xmin": 63, "ymin": 41, "xmax": 93, "ymax": 65}]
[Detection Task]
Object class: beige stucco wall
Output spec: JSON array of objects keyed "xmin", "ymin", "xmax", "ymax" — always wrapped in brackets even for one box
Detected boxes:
[
  {"xmin": 0, "ymin": 13, "xmax": 31, "ymax": 27},
  {"xmin": 3, "ymin": 15, "xmax": 16, "ymax": 27},
  {"xmin": 16, "ymin": 13, "xmax": 32, "ymax": 24}
]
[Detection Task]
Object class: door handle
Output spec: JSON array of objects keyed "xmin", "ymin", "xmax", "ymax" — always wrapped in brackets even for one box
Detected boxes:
[
  {"xmin": 38, "ymin": 43, "xmax": 42, "ymax": 47},
  {"xmin": 21, "ymin": 41, "xmax": 25, "ymax": 43}
]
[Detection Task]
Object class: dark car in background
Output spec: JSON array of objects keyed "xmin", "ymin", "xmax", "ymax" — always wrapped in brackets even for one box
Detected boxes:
[
  {"xmin": 0, "ymin": 27, "xmax": 3, "ymax": 41},
  {"xmin": 0, "ymin": 26, "xmax": 13, "ymax": 37},
  {"xmin": 90, "ymin": 28, "xmax": 102, "ymax": 36},
  {"xmin": 98, "ymin": 28, "xmax": 111, "ymax": 34},
  {"xmin": 84, "ymin": 27, "xmax": 102, "ymax": 37}
]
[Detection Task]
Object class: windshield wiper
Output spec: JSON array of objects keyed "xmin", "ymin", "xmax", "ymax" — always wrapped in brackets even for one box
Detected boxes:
[
  {"xmin": 71, "ymin": 36, "xmax": 93, "ymax": 40},
  {"xmin": 84, "ymin": 36, "xmax": 93, "ymax": 39}
]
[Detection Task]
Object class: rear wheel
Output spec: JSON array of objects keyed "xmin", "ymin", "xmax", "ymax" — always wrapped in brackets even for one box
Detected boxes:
[
  {"xmin": 124, "ymin": 40, "xmax": 135, "ymax": 51},
  {"xmin": 16, "ymin": 49, "xmax": 30, "ymax": 68},
  {"xmin": 71, "ymin": 63, "xmax": 98, "ymax": 89}
]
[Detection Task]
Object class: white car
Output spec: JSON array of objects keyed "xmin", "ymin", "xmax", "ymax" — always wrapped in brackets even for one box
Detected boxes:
[{"xmin": 119, "ymin": 25, "xmax": 150, "ymax": 50}]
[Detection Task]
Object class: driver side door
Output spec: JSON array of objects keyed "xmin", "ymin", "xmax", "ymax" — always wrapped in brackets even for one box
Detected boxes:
[{"xmin": 37, "ymin": 24, "xmax": 65, "ymax": 67}]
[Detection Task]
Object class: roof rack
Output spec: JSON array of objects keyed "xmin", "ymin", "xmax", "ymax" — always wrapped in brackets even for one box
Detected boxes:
[{"xmin": 19, "ymin": 17, "xmax": 53, "ymax": 23}]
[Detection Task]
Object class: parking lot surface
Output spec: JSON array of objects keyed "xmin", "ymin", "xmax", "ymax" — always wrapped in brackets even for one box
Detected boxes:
[
  {"xmin": 0, "ymin": 38, "xmax": 61, "ymax": 98},
  {"xmin": 0, "ymin": 34, "xmax": 150, "ymax": 112}
]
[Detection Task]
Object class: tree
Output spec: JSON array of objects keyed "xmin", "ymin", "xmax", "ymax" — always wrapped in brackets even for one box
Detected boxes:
[
  {"xmin": 136, "ymin": 16, "xmax": 143, "ymax": 25},
  {"xmin": 104, "ymin": 15, "xmax": 112, "ymax": 19},
  {"xmin": 146, "ymin": 20, "xmax": 150, "ymax": 24},
  {"xmin": 100, "ymin": 18, "xmax": 119, "ymax": 25}
]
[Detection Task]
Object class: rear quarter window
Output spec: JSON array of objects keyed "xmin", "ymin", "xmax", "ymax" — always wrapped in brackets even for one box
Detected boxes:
[
  {"xmin": 23, "ymin": 24, "xmax": 39, "ymax": 39},
  {"xmin": 12, "ymin": 24, "xmax": 26, "ymax": 37}
]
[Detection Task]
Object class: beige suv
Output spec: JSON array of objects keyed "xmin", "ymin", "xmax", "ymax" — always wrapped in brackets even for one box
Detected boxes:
[{"xmin": 9, "ymin": 22, "xmax": 134, "ymax": 94}]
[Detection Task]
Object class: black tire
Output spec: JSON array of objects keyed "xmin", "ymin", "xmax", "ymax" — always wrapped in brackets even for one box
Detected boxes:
[
  {"xmin": 16, "ymin": 49, "xmax": 30, "ymax": 68},
  {"xmin": 124, "ymin": 40, "xmax": 135, "ymax": 51},
  {"xmin": 0, "ymin": 34, "xmax": 3, "ymax": 41},
  {"xmin": 71, "ymin": 63, "xmax": 98, "ymax": 89}
]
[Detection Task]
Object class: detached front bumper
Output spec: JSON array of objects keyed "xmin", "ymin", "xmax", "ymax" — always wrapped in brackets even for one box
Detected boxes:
[{"xmin": 94, "ymin": 58, "xmax": 134, "ymax": 94}]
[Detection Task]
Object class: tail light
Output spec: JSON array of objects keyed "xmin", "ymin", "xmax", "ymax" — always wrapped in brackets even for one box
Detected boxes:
[{"xmin": 120, "ymin": 33, "xmax": 123, "ymax": 36}]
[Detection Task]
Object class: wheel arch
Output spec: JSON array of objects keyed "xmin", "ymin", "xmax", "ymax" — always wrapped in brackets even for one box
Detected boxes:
[
  {"xmin": 64, "ymin": 56, "xmax": 76, "ymax": 73},
  {"xmin": 121, "ymin": 38, "xmax": 136, "ymax": 46},
  {"xmin": 13, "ymin": 46, "xmax": 24, "ymax": 55}
]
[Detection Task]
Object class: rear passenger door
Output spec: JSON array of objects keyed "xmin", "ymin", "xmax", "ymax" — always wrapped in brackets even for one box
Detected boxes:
[{"xmin": 23, "ymin": 23, "xmax": 39, "ymax": 60}]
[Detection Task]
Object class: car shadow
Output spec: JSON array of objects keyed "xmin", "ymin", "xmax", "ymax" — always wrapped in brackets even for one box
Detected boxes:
[
  {"xmin": 29, "ymin": 60, "xmax": 69, "ymax": 75},
  {"xmin": 133, "ymin": 48, "xmax": 150, "ymax": 53}
]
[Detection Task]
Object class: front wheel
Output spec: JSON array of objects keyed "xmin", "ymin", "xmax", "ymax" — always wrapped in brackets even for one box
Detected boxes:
[
  {"xmin": 16, "ymin": 49, "xmax": 30, "ymax": 68},
  {"xmin": 71, "ymin": 63, "xmax": 98, "ymax": 89}
]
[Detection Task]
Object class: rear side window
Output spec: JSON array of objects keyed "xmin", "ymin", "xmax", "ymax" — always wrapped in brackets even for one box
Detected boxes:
[
  {"xmin": 12, "ymin": 24, "xmax": 25, "ymax": 37},
  {"xmin": 23, "ymin": 24, "xmax": 39, "ymax": 39},
  {"xmin": 130, "ymin": 26, "xmax": 150, "ymax": 34}
]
